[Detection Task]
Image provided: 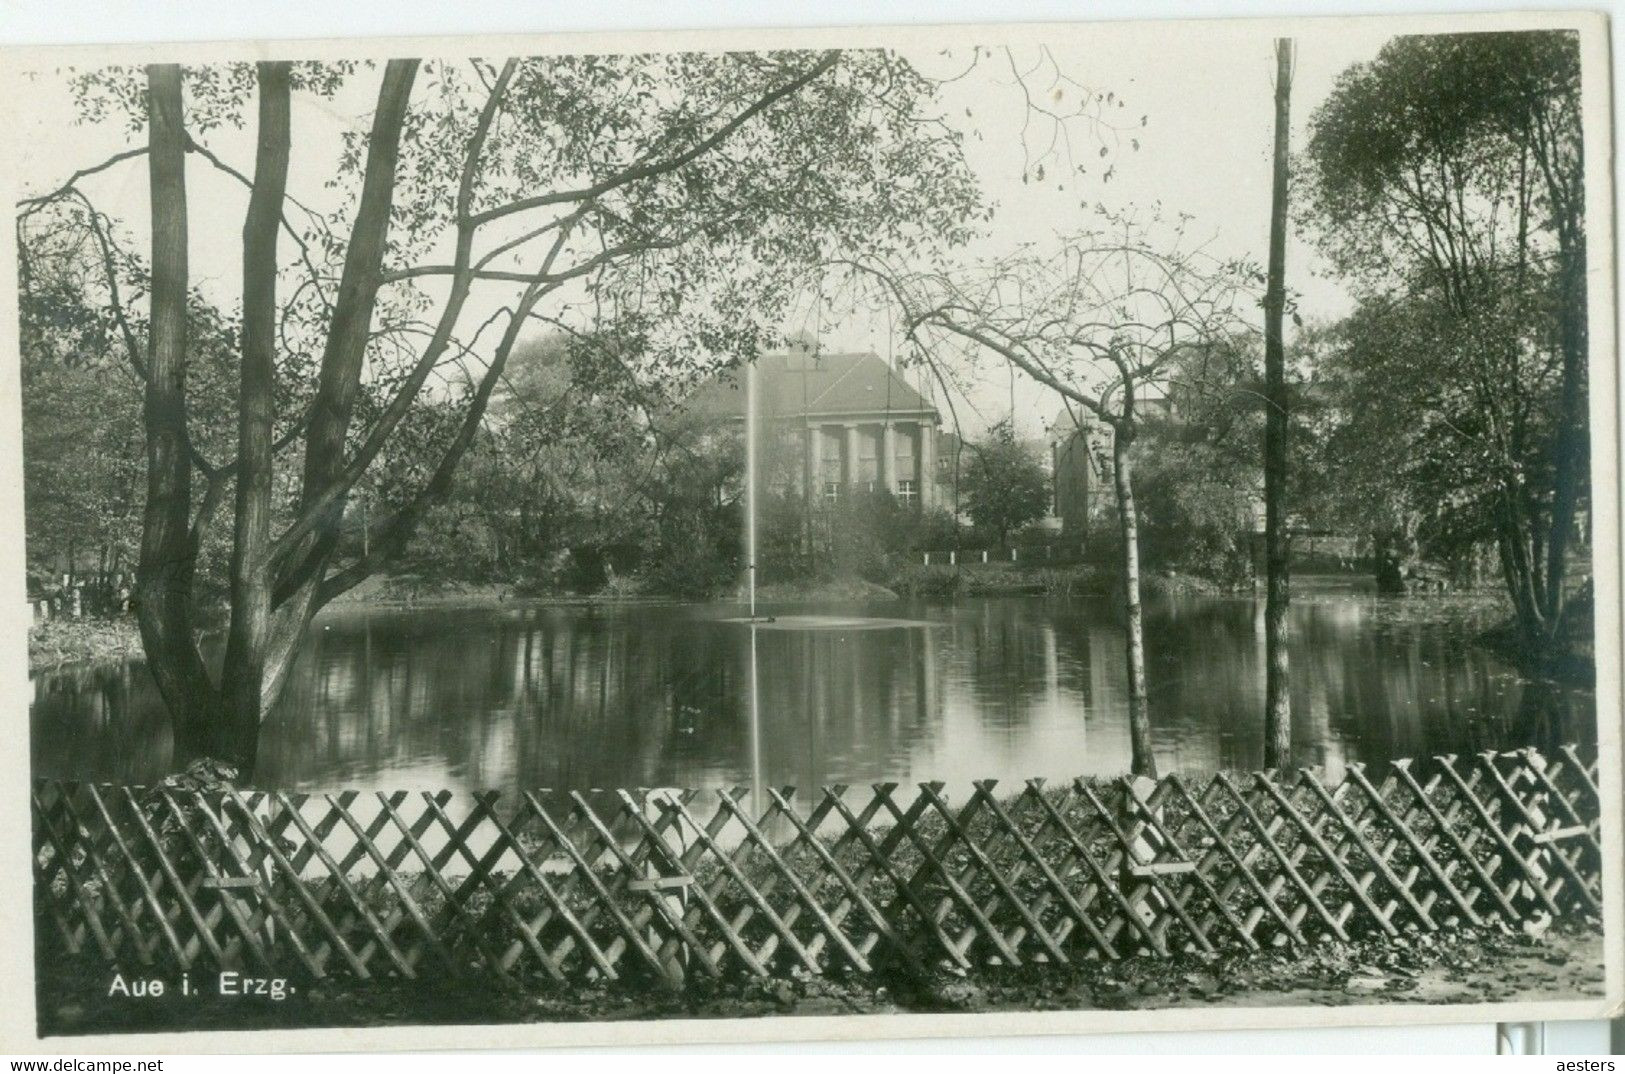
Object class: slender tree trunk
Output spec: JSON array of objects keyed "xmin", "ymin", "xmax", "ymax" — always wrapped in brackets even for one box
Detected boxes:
[
  {"xmin": 134, "ymin": 64, "xmax": 215, "ymax": 763},
  {"xmin": 1372, "ymin": 529, "xmax": 1403, "ymax": 593},
  {"xmin": 1541, "ymin": 235, "xmax": 1588, "ymax": 655},
  {"xmin": 1497, "ymin": 483, "xmax": 1547, "ymax": 650},
  {"xmin": 217, "ymin": 62, "xmax": 292, "ymax": 776},
  {"xmin": 1262, "ymin": 38, "xmax": 1294, "ymax": 770},
  {"xmin": 1111, "ymin": 422, "xmax": 1156, "ymax": 778}
]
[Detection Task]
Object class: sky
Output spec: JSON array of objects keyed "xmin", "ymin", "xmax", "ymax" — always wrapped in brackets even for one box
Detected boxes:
[
  {"xmin": 824, "ymin": 26, "xmax": 1394, "ymax": 437},
  {"xmin": 10, "ymin": 19, "xmax": 1402, "ymax": 442}
]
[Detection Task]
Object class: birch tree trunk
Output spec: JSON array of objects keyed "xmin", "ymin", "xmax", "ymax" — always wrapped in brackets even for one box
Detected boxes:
[{"xmin": 1111, "ymin": 421, "xmax": 1156, "ymax": 779}]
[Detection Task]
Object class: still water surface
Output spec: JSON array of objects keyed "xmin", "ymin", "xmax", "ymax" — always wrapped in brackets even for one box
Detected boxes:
[{"xmin": 30, "ymin": 593, "xmax": 1593, "ymax": 792}]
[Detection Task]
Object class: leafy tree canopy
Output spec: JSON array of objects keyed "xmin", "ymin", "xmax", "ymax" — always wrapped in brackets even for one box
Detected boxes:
[{"xmin": 961, "ymin": 418, "xmax": 1050, "ymax": 545}]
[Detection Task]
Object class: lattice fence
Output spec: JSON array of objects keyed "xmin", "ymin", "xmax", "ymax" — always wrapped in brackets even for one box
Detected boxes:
[{"xmin": 33, "ymin": 746, "xmax": 1602, "ymax": 987}]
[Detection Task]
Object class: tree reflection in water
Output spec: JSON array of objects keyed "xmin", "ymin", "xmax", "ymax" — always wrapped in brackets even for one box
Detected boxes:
[{"xmin": 30, "ymin": 594, "xmax": 1595, "ymax": 793}]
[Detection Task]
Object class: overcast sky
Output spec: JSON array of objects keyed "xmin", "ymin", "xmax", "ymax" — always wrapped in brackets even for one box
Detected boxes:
[
  {"xmin": 834, "ymin": 25, "xmax": 1397, "ymax": 438},
  {"xmin": 12, "ymin": 19, "xmax": 1404, "ymax": 440}
]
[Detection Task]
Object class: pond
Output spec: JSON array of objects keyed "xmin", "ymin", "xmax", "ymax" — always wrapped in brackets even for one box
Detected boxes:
[{"xmin": 29, "ymin": 591, "xmax": 1594, "ymax": 793}]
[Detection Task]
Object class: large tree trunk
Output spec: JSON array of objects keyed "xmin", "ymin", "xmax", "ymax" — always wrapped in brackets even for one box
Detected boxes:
[
  {"xmin": 1111, "ymin": 424, "xmax": 1156, "ymax": 778},
  {"xmin": 260, "ymin": 60, "xmax": 420, "ymax": 717},
  {"xmin": 217, "ymin": 62, "xmax": 293, "ymax": 776},
  {"xmin": 133, "ymin": 64, "xmax": 215, "ymax": 763},
  {"xmin": 1261, "ymin": 38, "xmax": 1294, "ymax": 770}
]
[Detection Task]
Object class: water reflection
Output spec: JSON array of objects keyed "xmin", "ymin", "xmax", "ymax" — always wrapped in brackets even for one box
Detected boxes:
[{"xmin": 30, "ymin": 594, "xmax": 1594, "ymax": 792}]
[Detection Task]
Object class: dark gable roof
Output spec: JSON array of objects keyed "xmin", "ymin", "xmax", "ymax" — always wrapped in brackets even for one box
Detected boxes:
[{"xmin": 683, "ymin": 349, "xmax": 936, "ymax": 422}]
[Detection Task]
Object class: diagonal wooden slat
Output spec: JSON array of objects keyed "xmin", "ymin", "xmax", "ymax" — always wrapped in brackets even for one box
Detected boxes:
[
  {"xmin": 33, "ymin": 786, "xmax": 119, "ymax": 961},
  {"xmin": 650, "ymin": 790, "xmax": 818, "ymax": 975},
  {"xmin": 522, "ymin": 791, "xmax": 673, "ymax": 983},
  {"xmin": 1251, "ymin": 771, "xmax": 1396, "ymax": 938},
  {"xmin": 81, "ymin": 785, "xmax": 191, "ymax": 967},
  {"xmin": 763, "ymin": 787, "xmax": 928, "ymax": 974},
  {"xmin": 1210, "ymin": 773, "xmax": 1349, "ymax": 942},
  {"xmin": 52, "ymin": 787, "xmax": 157, "ymax": 964},
  {"xmin": 1168, "ymin": 774, "xmax": 1304, "ymax": 947},
  {"xmin": 1022, "ymin": 779, "xmax": 1164, "ymax": 955},
  {"xmin": 1559, "ymin": 745, "xmax": 1600, "ymax": 801},
  {"xmin": 574, "ymin": 791, "xmax": 736, "ymax": 977},
  {"xmin": 1478, "ymin": 752, "xmax": 1599, "ymax": 913},
  {"xmin": 1075, "ymin": 780, "xmax": 1215, "ymax": 955},
  {"xmin": 311, "ymin": 792, "xmax": 459, "ymax": 975},
  {"xmin": 821, "ymin": 785, "xmax": 971, "ymax": 968},
  {"xmin": 712, "ymin": 788, "xmax": 872, "ymax": 973},
  {"xmin": 1343, "ymin": 765, "xmax": 1480, "ymax": 927},
  {"xmin": 1388, "ymin": 759, "xmax": 1520, "ymax": 924},
  {"xmin": 151, "ymin": 792, "xmax": 276, "ymax": 970},
  {"xmin": 971, "ymin": 781, "xmax": 1118, "ymax": 959},
  {"xmin": 1433, "ymin": 755, "xmax": 1564, "ymax": 917},
  {"xmin": 114, "ymin": 787, "xmax": 228, "ymax": 968},
  {"xmin": 1298, "ymin": 769, "xmax": 1434, "ymax": 932},
  {"xmin": 272, "ymin": 792, "xmax": 415, "ymax": 977},
  {"xmin": 875, "ymin": 783, "xmax": 1022, "ymax": 965},
  {"xmin": 1124, "ymin": 778, "xmax": 1257, "ymax": 952},
  {"xmin": 478, "ymin": 793, "xmax": 620, "ymax": 980},
  {"xmin": 920, "ymin": 782, "xmax": 1068, "ymax": 963},
  {"xmin": 421, "ymin": 792, "xmax": 569, "ymax": 982}
]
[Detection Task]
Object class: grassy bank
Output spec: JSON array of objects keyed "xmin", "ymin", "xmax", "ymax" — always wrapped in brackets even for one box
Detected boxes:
[
  {"xmin": 885, "ymin": 563, "xmax": 1261, "ymax": 598},
  {"xmin": 888, "ymin": 563, "xmax": 1109, "ymax": 597},
  {"xmin": 327, "ymin": 574, "xmax": 523, "ymax": 608},
  {"xmin": 754, "ymin": 577, "xmax": 901, "ymax": 602},
  {"xmin": 35, "ymin": 918, "xmax": 1602, "ymax": 1036},
  {"xmin": 28, "ymin": 616, "xmax": 143, "ymax": 671}
]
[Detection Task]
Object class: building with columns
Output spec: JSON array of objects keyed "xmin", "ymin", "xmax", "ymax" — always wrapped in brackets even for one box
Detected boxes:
[{"xmin": 683, "ymin": 337, "xmax": 942, "ymax": 508}]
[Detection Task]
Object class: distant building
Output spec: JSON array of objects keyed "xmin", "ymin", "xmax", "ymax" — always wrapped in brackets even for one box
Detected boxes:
[
  {"xmin": 1048, "ymin": 412, "xmax": 1098, "ymax": 537},
  {"xmin": 683, "ymin": 336, "xmax": 944, "ymax": 508},
  {"xmin": 1045, "ymin": 382, "xmax": 1175, "ymax": 539}
]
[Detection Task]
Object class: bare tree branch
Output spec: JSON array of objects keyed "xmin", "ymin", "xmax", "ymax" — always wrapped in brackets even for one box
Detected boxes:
[{"xmin": 16, "ymin": 146, "xmax": 149, "ymax": 214}]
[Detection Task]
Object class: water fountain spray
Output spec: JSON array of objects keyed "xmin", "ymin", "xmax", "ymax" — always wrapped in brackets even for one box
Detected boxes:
[{"xmin": 745, "ymin": 354, "xmax": 758, "ymax": 620}]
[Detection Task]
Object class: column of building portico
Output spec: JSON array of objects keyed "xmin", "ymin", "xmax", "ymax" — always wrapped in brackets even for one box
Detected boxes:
[
  {"xmin": 919, "ymin": 421, "xmax": 936, "ymax": 507},
  {"xmin": 880, "ymin": 422, "xmax": 897, "ymax": 492},
  {"xmin": 806, "ymin": 424, "xmax": 822, "ymax": 497},
  {"xmin": 844, "ymin": 423, "xmax": 860, "ymax": 487}
]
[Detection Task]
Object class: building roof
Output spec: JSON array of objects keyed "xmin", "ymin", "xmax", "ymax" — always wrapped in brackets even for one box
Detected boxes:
[{"xmin": 682, "ymin": 344, "xmax": 937, "ymax": 423}]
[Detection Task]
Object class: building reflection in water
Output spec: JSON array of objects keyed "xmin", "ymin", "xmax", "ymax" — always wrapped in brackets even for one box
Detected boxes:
[{"xmin": 30, "ymin": 594, "xmax": 1595, "ymax": 794}]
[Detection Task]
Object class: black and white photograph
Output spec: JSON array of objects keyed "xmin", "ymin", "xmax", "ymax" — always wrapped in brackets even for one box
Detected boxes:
[{"xmin": 1, "ymin": 8, "xmax": 1619, "ymax": 1052}]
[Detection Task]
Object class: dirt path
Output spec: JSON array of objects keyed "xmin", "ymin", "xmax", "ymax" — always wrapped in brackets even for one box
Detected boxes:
[{"xmin": 39, "ymin": 921, "xmax": 1604, "ymax": 1037}]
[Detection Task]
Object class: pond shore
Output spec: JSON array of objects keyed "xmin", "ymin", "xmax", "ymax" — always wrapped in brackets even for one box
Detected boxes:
[
  {"xmin": 36, "ymin": 919, "xmax": 1602, "ymax": 1036},
  {"xmin": 28, "ymin": 616, "xmax": 144, "ymax": 671}
]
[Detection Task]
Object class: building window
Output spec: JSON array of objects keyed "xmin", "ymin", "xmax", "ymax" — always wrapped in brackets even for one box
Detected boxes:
[
  {"xmin": 857, "ymin": 427, "xmax": 880, "ymax": 484},
  {"xmin": 894, "ymin": 427, "xmax": 917, "ymax": 488},
  {"xmin": 819, "ymin": 429, "xmax": 842, "ymax": 482},
  {"xmin": 897, "ymin": 479, "xmax": 918, "ymax": 505}
]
